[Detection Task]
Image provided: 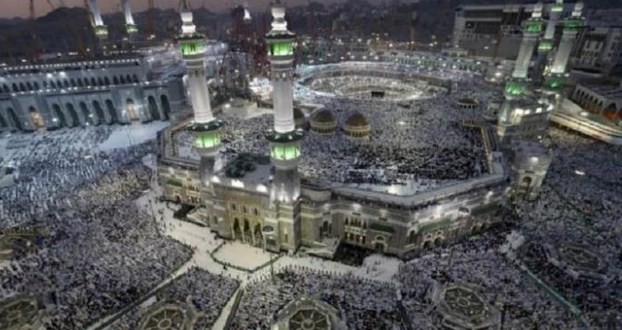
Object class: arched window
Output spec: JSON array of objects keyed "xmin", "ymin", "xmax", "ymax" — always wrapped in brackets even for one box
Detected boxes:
[
  {"xmin": 33, "ymin": 82, "xmax": 39, "ymax": 90},
  {"xmin": 113, "ymin": 76, "xmax": 119, "ymax": 85},
  {"xmin": 104, "ymin": 77, "xmax": 110, "ymax": 85}
]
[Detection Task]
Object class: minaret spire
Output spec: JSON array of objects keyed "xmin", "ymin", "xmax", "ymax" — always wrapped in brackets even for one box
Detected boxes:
[
  {"xmin": 265, "ymin": 0, "xmax": 304, "ymax": 252},
  {"xmin": 545, "ymin": 1, "xmax": 584, "ymax": 90},
  {"xmin": 87, "ymin": 0, "xmax": 108, "ymax": 40},
  {"xmin": 122, "ymin": 0, "xmax": 138, "ymax": 39},
  {"xmin": 176, "ymin": 3, "xmax": 223, "ymax": 187}
]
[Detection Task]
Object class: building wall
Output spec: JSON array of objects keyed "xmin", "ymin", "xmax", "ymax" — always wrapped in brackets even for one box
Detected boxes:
[
  {"xmin": 158, "ymin": 158, "xmax": 507, "ymax": 257},
  {"xmin": 571, "ymin": 84, "xmax": 622, "ymax": 121},
  {"xmin": 573, "ymin": 27, "xmax": 622, "ymax": 74},
  {"xmin": 453, "ymin": 3, "xmax": 576, "ymax": 60},
  {"xmin": 0, "ymin": 60, "xmax": 182, "ymax": 131}
]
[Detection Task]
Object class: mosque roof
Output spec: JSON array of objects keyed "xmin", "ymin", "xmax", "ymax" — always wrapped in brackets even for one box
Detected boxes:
[
  {"xmin": 312, "ymin": 109, "xmax": 336, "ymax": 123},
  {"xmin": 345, "ymin": 112, "xmax": 369, "ymax": 127}
]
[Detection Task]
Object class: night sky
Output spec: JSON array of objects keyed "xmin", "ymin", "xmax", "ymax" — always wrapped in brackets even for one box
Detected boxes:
[{"xmin": 0, "ymin": 0, "xmax": 419, "ymax": 18}]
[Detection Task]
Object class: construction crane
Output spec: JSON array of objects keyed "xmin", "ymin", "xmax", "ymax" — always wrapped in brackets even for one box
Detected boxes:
[
  {"xmin": 145, "ymin": 0, "xmax": 156, "ymax": 40},
  {"xmin": 27, "ymin": 0, "xmax": 44, "ymax": 62},
  {"xmin": 178, "ymin": 0, "xmax": 191, "ymax": 10}
]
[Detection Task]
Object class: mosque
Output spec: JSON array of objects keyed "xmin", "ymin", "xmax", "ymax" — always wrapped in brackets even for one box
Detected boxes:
[
  {"xmin": 0, "ymin": 0, "xmax": 186, "ymax": 133},
  {"xmin": 154, "ymin": 2, "xmax": 556, "ymax": 259}
]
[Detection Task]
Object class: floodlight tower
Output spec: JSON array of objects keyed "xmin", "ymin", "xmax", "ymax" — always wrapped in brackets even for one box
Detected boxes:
[
  {"xmin": 544, "ymin": 1, "xmax": 584, "ymax": 91},
  {"xmin": 265, "ymin": 0, "xmax": 304, "ymax": 252},
  {"xmin": 86, "ymin": 0, "xmax": 108, "ymax": 41},
  {"xmin": 176, "ymin": 2, "xmax": 223, "ymax": 187},
  {"xmin": 122, "ymin": 0, "xmax": 138, "ymax": 41}
]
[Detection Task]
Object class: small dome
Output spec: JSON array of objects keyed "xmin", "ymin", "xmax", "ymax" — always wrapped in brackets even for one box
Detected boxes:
[
  {"xmin": 312, "ymin": 109, "xmax": 336, "ymax": 123},
  {"xmin": 310, "ymin": 109, "xmax": 337, "ymax": 135},
  {"xmin": 345, "ymin": 112, "xmax": 369, "ymax": 127},
  {"xmin": 458, "ymin": 98, "xmax": 478, "ymax": 105},
  {"xmin": 457, "ymin": 98, "xmax": 479, "ymax": 109}
]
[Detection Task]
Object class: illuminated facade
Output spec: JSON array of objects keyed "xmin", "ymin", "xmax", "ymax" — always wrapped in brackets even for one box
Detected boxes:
[
  {"xmin": 0, "ymin": 58, "xmax": 182, "ymax": 132},
  {"xmin": 157, "ymin": 119, "xmax": 510, "ymax": 257},
  {"xmin": 155, "ymin": 3, "xmax": 535, "ymax": 258}
]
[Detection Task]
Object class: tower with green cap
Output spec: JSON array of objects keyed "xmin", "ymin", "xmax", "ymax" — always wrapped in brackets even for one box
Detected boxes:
[
  {"xmin": 176, "ymin": 2, "xmax": 223, "ymax": 187},
  {"xmin": 498, "ymin": 3, "xmax": 545, "ymax": 142},
  {"xmin": 264, "ymin": 0, "xmax": 305, "ymax": 252},
  {"xmin": 544, "ymin": 1, "xmax": 584, "ymax": 91},
  {"xmin": 87, "ymin": 0, "xmax": 108, "ymax": 41}
]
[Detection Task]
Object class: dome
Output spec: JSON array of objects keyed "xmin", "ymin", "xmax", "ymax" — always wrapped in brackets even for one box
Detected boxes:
[
  {"xmin": 344, "ymin": 112, "xmax": 371, "ymax": 140},
  {"xmin": 312, "ymin": 109, "xmax": 336, "ymax": 123},
  {"xmin": 457, "ymin": 98, "xmax": 478, "ymax": 109},
  {"xmin": 310, "ymin": 109, "xmax": 337, "ymax": 135},
  {"xmin": 345, "ymin": 112, "xmax": 369, "ymax": 127}
]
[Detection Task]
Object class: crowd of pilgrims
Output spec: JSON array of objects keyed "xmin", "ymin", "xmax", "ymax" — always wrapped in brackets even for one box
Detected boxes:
[
  {"xmin": 175, "ymin": 72, "xmax": 493, "ymax": 190},
  {"xmin": 231, "ymin": 265, "xmax": 404, "ymax": 330},
  {"xmin": 396, "ymin": 223, "xmax": 587, "ymax": 330},
  {"xmin": 306, "ymin": 75, "xmax": 432, "ymax": 101},
  {"xmin": 514, "ymin": 127, "xmax": 622, "ymax": 329},
  {"xmin": 111, "ymin": 267, "xmax": 239, "ymax": 329},
  {"xmin": 0, "ymin": 128, "xmax": 193, "ymax": 329},
  {"xmin": 2, "ymin": 63, "xmax": 620, "ymax": 330}
]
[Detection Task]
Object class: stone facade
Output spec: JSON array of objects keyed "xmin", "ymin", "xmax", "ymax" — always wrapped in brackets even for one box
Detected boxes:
[{"xmin": 0, "ymin": 58, "xmax": 183, "ymax": 132}]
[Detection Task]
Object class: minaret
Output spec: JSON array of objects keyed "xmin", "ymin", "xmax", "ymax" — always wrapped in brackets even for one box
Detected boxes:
[
  {"xmin": 498, "ymin": 4, "xmax": 544, "ymax": 142},
  {"xmin": 510, "ymin": 3, "xmax": 544, "ymax": 82},
  {"xmin": 122, "ymin": 0, "xmax": 138, "ymax": 41},
  {"xmin": 176, "ymin": 3, "xmax": 223, "ymax": 186},
  {"xmin": 265, "ymin": 1, "xmax": 304, "ymax": 252},
  {"xmin": 544, "ymin": 1, "xmax": 584, "ymax": 90},
  {"xmin": 87, "ymin": 0, "xmax": 108, "ymax": 40},
  {"xmin": 539, "ymin": 0, "xmax": 563, "ymax": 54}
]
